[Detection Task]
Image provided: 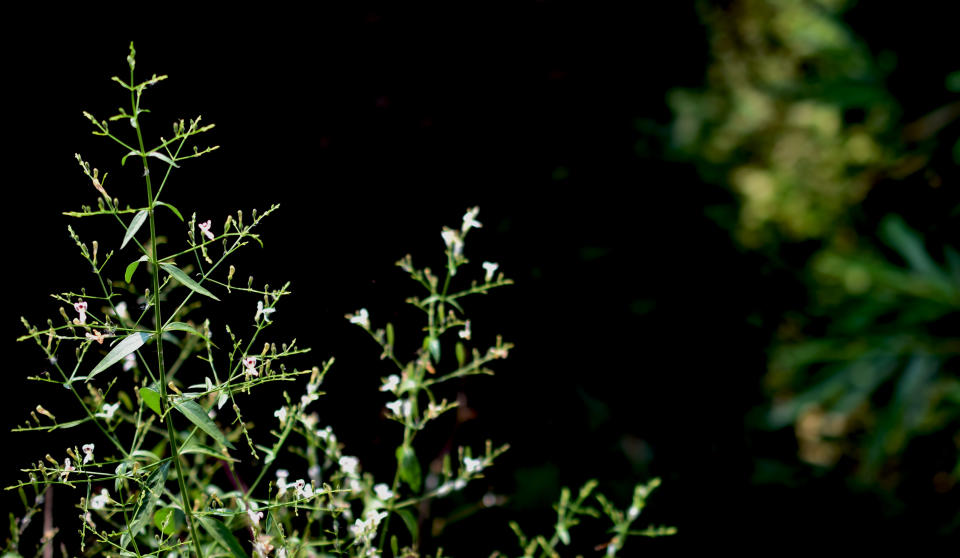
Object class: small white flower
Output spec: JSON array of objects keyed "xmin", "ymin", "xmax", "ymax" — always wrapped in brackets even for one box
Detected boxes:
[
  {"xmin": 198, "ymin": 220, "xmax": 214, "ymax": 241},
  {"xmin": 374, "ymin": 483, "xmax": 395, "ymax": 500},
  {"xmin": 316, "ymin": 426, "xmax": 334, "ymax": 442},
  {"xmin": 82, "ymin": 443, "xmax": 95, "ymax": 465},
  {"xmin": 248, "ymin": 508, "xmax": 264, "ymax": 526},
  {"xmin": 348, "ymin": 308, "xmax": 370, "ymax": 329},
  {"xmin": 308, "ymin": 465, "xmax": 321, "ymax": 482},
  {"xmin": 60, "ymin": 458, "xmax": 75, "ymax": 481},
  {"xmin": 89, "ymin": 488, "xmax": 109, "ymax": 510},
  {"xmin": 114, "ymin": 301, "xmax": 130, "ymax": 321},
  {"xmin": 339, "ymin": 455, "xmax": 359, "ymax": 476},
  {"xmin": 441, "ymin": 227, "xmax": 464, "ymax": 257},
  {"xmin": 276, "ymin": 469, "xmax": 289, "ymax": 494},
  {"xmin": 96, "ymin": 402, "xmax": 120, "ymax": 420},
  {"xmin": 293, "ymin": 479, "xmax": 313, "ymax": 499},
  {"xmin": 252, "ymin": 535, "xmax": 274, "ymax": 558},
  {"xmin": 73, "ymin": 300, "xmax": 88, "ymax": 325},
  {"xmin": 453, "ymin": 479, "xmax": 467, "ymax": 490},
  {"xmin": 385, "ymin": 399, "xmax": 411, "ymax": 419},
  {"xmin": 243, "ymin": 356, "xmax": 259, "ymax": 377},
  {"xmin": 274, "ymin": 406, "xmax": 288, "ymax": 425},
  {"xmin": 463, "ymin": 456, "xmax": 484, "ymax": 474},
  {"xmin": 459, "ymin": 320, "xmax": 471, "ymax": 340},
  {"xmin": 255, "ymin": 300, "xmax": 275, "ymax": 323},
  {"xmin": 379, "ymin": 374, "xmax": 400, "ymax": 393},
  {"xmin": 123, "ymin": 353, "xmax": 136, "ymax": 371},
  {"xmin": 461, "ymin": 206, "xmax": 482, "ymax": 232},
  {"xmin": 482, "ymin": 261, "xmax": 499, "ymax": 282},
  {"xmin": 628, "ymin": 505, "xmax": 640, "ymax": 520}
]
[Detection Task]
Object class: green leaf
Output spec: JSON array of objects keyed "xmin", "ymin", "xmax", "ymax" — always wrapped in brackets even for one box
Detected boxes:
[
  {"xmin": 121, "ymin": 461, "xmax": 170, "ymax": 549},
  {"xmin": 89, "ymin": 332, "xmax": 152, "ymax": 380},
  {"xmin": 140, "ymin": 384, "xmax": 161, "ymax": 415},
  {"xmin": 121, "ymin": 210, "xmax": 148, "ymax": 249},
  {"xmin": 395, "ymin": 508, "xmax": 419, "ymax": 544},
  {"xmin": 172, "ymin": 398, "xmax": 235, "ymax": 449},
  {"xmin": 396, "ymin": 445, "xmax": 422, "ymax": 493},
  {"xmin": 159, "ymin": 263, "xmax": 220, "ymax": 301},
  {"xmin": 163, "ymin": 321, "xmax": 215, "ymax": 346},
  {"xmin": 155, "ymin": 201, "xmax": 183, "ymax": 221},
  {"xmin": 428, "ymin": 337, "xmax": 441, "ymax": 362},
  {"xmin": 199, "ymin": 516, "xmax": 249, "ymax": 558},
  {"xmin": 147, "ymin": 151, "xmax": 180, "ymax": 168},
  {"xmin": 455, "ymin": 342, "xmax": 466, "ymax": 368},
  {"xmin": 153, "ymin": 507, "xmax": 184, "ymax": 536},
  {"xmin": 125, "ymin": 256, "xmax": 148, "ymax": 283},
  {"xmin": 180, "ymin": 442, "xmax": 237, "ymax": 462}
]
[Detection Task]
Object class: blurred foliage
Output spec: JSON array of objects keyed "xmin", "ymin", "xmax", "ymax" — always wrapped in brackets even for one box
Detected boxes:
[
  {"xmin": 668, "ymin": 0, "xmax": 896, "ymax": 246},
  {"xmin": 667, "ymin": 0, "xmax": 960, "ymax": 494}
]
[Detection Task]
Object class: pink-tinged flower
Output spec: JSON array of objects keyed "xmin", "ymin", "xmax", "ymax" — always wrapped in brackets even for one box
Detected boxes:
[
  {"xmin": 82, "ymin": 443, "xmax": 95, "ymax": 465},
  {"xmin": 252, "ymin": 535, "xmax": 274, "ymax": 558},
  {"xmin": 198, "ymin": 220, "xmax": 214, "ymax": 241},
  {"xmin": 243, "ymin": 356, "xmax": 259, "ymax": 377},
  {"xmin": 248, "ymin": 507, "xmax": 264, "ymax": 526},
  {"xmin": 276, "ymin": 469, "xmax": 289, "ymax": 494},
  {"xmin": 379, "ymin": 374, "xmax": 400, "ymax": 393},
  {"xmin": 374, "ymin": 483, "xmax": 395, "ymax": 500},
  {"xmin": 459, "ymin": 320, "xmax": 471, "ymax": 340},
  {"xmin": 347, "ymin": 308, "xmax": 369, "ymax": 329},
  {"xmin": 74, "ymin": 300, "xmax": 88, "ymax": 325},
  {"xmin": 89, "ymin": 488, "xmax": 109, "ymax": 510},
  {"xmin": 60, "ymin": 457, "xmax": 76, "ymax": 481},
  {"xmin": 339, "ymin": 455, "xmax": 359, "ymax": 476},
  {"xmin": 86, "ymin": 330, "xmax": 105, "ymax": 344},
  {"xmin": 441, "ymin": 227, "xmax": 464, "ymax": 257},
  {"xmin": 461, "ymin": 206, "xmax": 482, "ymax": 232},
  {"xmin": 96, "ymin": 402, "xmax": 119, "ymax": 420},
  {"xmin": 123, "ymin": 353, "xmax": 136, "ymax": 371}
]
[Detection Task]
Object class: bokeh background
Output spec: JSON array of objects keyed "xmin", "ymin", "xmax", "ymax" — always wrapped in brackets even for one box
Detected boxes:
[{"xmin": 5, "ymin": 1, "xmax": 960, "ymax": 553}]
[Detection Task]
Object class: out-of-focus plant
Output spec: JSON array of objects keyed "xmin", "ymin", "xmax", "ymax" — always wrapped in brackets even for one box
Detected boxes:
[
  {"xmin": 667, "ymin": 0, "xmax": 960, "ymax": 491},
  {"xmin": 668, "ymin": 0, "xmax": 896, "ymax": 247}
]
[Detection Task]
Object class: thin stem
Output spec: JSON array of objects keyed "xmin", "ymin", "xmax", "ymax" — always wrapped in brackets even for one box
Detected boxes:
[{"xmin": 131, "ymin": 67, "xmax": 205, "ymax": 558}]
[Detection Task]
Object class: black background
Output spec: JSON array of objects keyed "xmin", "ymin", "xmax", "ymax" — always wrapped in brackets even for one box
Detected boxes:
[{"xmin": 4, "ymin": 3, "xmax": 959, "ymax": 554}]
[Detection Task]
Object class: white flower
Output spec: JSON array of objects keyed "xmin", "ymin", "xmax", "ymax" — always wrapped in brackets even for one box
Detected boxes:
[
  {"xmin": 248, "ymin": 508, "xmax": 264, "ymax": 526},
  {"xmin": 252, "ymin": 535, "xmax": 274, "ymax": 558},
  {"xmin": 274, "ymin": 406, "xmax": 288, "ymax": 425},
  {"xmin": 316, "ymin": 426, "xmax": 334, "ymax": 442},
  {"xmin": 374, "ymin": 483, "xmax": 395, "ymax": 500},
  {"xmin": 114, "ymin": 301, "xmax": 130, "ymax": 321},
  {"xmin": 276, "ymin": 469, "xmax": 289, "ymax": 494},
  {"xmin": 461, "ymin": 206, "xmax": 482, "ymax": 232},
  {"xmin": 89, "ymin": 488, "xmax": 109, "ymax": 510},
  {"xmin": 82, "ymin": 443, "xmax": 95, "ymax": 465},
  {"xmin": 122, "ymin": 353, "xmax": 137, "ymax": 372},
  {"xmin": 441, "ymin": 227, "xmax": 464, "ymax": 257},
  {"xmin": 628, "ymin": 505, "xmax": 640, "ymax": 520},
  {"xmin": 463, "ymin": 456, "xmax": 484, "ymax": 474},
  {"xmin": 243, "ymin": 356, "xmax": 259, "ymax": 377},
  {"xmin": 348, "ymin": 308, "xmax": 370, "ymax": 329},
  {"xmin": 293, "ymin": 479, "xmax": 313, "ymax": 499},
  {"xmin": 96, "ymin": 402, "xmax": 120, "ymax": 420},
  {"xmin": 73, "ymin": 300, "xmax": 88, "ymax": 325},
  {"xmin": 60, "ymin": 458, "xmax": 76, "ymax": 480},
  {"xmin": 379, "ymin": 374, "xmax": 400, "ymax": 393},
  {"xmin": 339, "ymin": 455, "xmax": 359, "ymax": 476},
  {"xmin": 255, "ymin": 300, "xmax": 275, "ymax": 323},
  {"xmin": 198, "ymin": 220, "xmax": 214, "ymax": 241},
  {"xmin": 385, "ymin": 399, "xmax": 411, "ymax": 419},
  {"xmin": 459, "ymin": 320, "xmax": 471, "ymax": 340},
  {"xmin": 482, "ymin": 261, "xmax": 499, "ymax": 282},
  {"xmin": 351, "ymin": 510, "xmax": 389, "ymax": 542}
]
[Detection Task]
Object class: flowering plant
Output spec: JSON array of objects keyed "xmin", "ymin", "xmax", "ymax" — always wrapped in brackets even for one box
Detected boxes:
[{"xmin": 6, "ymin": 44, "xmax": 672, "ymax": 558}]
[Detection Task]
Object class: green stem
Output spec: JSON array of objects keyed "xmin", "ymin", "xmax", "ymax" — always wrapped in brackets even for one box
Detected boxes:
[{"xmin": 131, "ymin": 68, "xmax": 205, "ymax": 558}]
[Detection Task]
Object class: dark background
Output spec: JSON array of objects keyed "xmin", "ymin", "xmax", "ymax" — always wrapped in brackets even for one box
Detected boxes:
[{"xmin": 4, "ymin": 3, "xmax": 959, "ymax": 554}]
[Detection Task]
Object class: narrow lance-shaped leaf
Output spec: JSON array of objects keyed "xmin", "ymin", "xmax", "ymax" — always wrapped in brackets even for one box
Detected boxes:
[
  {"xmin": 199, "ymin": 516, "xmax": 249, "ymax": 558},
  {"xmin": 121, "ymin": 210, "xmax": 148, "ymax": 249},
  {"xmin": 139, "ymin": 384, "xmax": 161, "ymax": 415},
  {"xmin": 159, "ymin": 263, "xmax": 220, "ymax": 301},
  {"xmin": 125, "ymin": 255, "xmax": 148, "ymax": 283},
  {"xmin": 120, "ymin": 460, "xmax": 170, "ymax": 549},
  {"xmin": 173, "ymin": 398, "xmax": 235, "ymax": 450},
  {"xmin": 163, "ymin": 321, "xmax": 216, "ymax": 347},
  {"xmin": 89, "ymin": 332, "xmax": 152, "ymax": 379},
  {"xmin": 155, "ymin": 201, "xmax": 184, "ymax": 221},
  {"xmin": 148, "ymin": 151, "xmax": 180, "ymax": 168}
]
